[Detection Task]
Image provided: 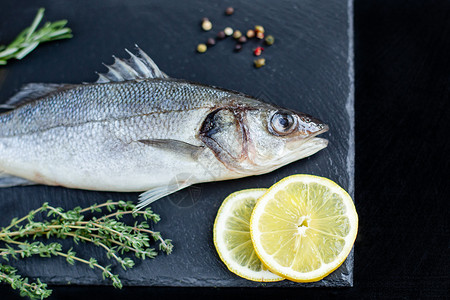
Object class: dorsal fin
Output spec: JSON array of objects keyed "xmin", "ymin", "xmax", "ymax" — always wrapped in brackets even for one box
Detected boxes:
[
  {"xmin": 95, "ymin": 45, "xmax": 169, "ymax": 83},
  {"xmin": 0, "ymin": 83, "xmax": 72, "ymax": 109}
]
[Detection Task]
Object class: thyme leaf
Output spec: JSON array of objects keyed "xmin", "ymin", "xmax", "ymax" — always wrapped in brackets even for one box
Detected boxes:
[{"xmin": 0, "ymin": 200, "xmax": 172, "ymax": 299}]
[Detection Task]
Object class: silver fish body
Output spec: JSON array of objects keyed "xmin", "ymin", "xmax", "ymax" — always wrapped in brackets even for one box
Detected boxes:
[{"xmin": 0, "ymin": 48, "xmax": 328, "ymax": 208}]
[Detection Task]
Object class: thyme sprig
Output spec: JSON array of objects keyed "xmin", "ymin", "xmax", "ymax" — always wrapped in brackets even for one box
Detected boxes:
[
  {"xmin": 0, "ymin": 8, "xmax": 72, "ymax": 65},
  {"xmin": 0, "ymin": 200, "xmax": 173, "ymax": 299},
  {"xmin": 0, "ymin": 264, "xmax": 51, "ymax": 299}
]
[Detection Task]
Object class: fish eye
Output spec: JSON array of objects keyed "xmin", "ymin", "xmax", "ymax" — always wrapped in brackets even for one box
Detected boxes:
[{"xmin": 270, "ymin": 111, "xmax": 298, "ymax": 135}]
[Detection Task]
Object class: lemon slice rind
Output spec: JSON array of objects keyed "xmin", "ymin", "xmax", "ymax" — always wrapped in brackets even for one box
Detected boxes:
[
  {"xmin": 214, "ymin": 188, "xmax": 284, "ymax": 282},
  {"xmin": 250, "ymin": 175, "xmax": 358, "ymax": 283}
]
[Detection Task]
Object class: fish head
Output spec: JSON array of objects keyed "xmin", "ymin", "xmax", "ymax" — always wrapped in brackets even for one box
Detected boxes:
[
  {"xmin": 242, "ymin": 106, "xmax": 329, "ymax": 174},
  {"xmin": 199, "ymin": 99, "xmax": 329, "ymax": 176}
]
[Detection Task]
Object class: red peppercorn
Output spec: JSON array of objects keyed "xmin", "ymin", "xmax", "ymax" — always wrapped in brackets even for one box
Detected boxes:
[{"xmin": 253, "ymin": 46, "xmax": 264, "ymax": 56}]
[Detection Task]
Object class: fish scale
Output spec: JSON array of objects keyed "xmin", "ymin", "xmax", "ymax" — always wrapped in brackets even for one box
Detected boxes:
[
  {"xmin": 0, "ymin": 47, "xmax": 328, "ymax": 209},
  {"xmin": 0, "ymin": 79, "xmax": 234, "ymax": 138}
]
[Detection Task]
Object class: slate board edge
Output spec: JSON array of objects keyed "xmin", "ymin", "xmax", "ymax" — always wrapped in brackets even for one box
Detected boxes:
[
  {"xmin": 0, "ymin": 0, "xmax": 356, "ymax": 288},
  {"xmin": 345, "ymin": 0, "xmax": 355, "ymax": 287}
]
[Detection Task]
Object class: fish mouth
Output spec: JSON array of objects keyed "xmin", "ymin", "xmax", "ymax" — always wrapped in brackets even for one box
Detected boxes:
[
  {"xmin": 304, "ymin": 136, "xmax": 329, "ymax": 151},
  {"xmin": 259, "ymin": 131, "xmax": 328, "ymax": 176},
  {"xmin": 311, "ymin": 123, "xmax": 329, "ymax": 138},
  {"xmin": 286, "ymin": 123, "xmax": 329, "ymax": 152},
  {"xmin": 305, "ymin": 121, "xmax": 329, "ymax": 146},
  {"xmin": 290, "ymin": 136, "xmax": 328, "ymax": 154}
]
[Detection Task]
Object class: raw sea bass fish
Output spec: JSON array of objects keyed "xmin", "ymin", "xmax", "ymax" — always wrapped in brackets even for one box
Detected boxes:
[{"xmin": 0, "ymin": 47, "xmax": 328, "ymax": 209}]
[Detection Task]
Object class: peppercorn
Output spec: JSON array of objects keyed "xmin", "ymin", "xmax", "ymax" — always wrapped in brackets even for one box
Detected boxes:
[
  {"xmin": 234, "ymin": 44, "xmax": 242, "ymax": 52},
  {"xmin": 265, "ymin": 35, "xmax": 275, "ymax": 45},
  {"xmin": 217, "ymin": 31, "xmax": 226, "ymax": 39},
  {"xmin": 206, "ymin": 38, "xmax": 216, "ymax": 46},
  {"xmin": 246, "ymin": 29, "xmax": 255, "ymax": 38},
  {"xmin": 254, "ymin": 25, "xmax": 265, "ymax": 33},
  {"xmin": 224, "ymin": 27, "xmax": 233, "ymax": 36},
  {"xmin": 256, "ymin": 31, "xmax": 264, "ymax": 39},
  {"xmin": 254, "ymin": 58, "xmax": 266, "ymax": 68},
  {"xmin": 201, "ymin": 19, "xmax": 212, "ymax": 31},
  {"xmin": 197, "ymin": 43, "xmax": 207, "ymax": 53},
  {"xmin": 238, "ymin": 36, "xmax": 247, "ymax": 43},
  {"xmin": 233, "ymin": 30, "xmax": 242, "ymax": 39},
  {"xmin": 225, "ymin": 7, "xmax": 234, "ymax": 15},
  {"xmin": 253, "ymin": 46, "xmax": 264, "ymax": 56}
]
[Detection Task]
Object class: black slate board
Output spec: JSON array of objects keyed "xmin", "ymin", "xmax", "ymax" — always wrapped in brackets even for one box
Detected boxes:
[{"xmin": 0, "ymin": 0, "xmax": 354, "ymax": 287}]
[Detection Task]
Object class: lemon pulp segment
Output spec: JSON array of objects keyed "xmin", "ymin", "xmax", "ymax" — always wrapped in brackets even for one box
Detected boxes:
[
  {"xmin": 213, "ymin": 189, "xmax": 284, "ymax": 282},
  {"xmin": 250, "ymin": 175, "xmax": 358, "ymax": 282}
]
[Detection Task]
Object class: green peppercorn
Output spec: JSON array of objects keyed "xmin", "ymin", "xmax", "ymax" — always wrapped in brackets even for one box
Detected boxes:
[
  {"xmin": 197, "ymin": 43, "xmax": 207, "ymax": 53},
  {"xmin": 265, "ymin": 35, "xmax": 275, "ymax": 45},
  {"xmin": 254, "ymin": 25, "xmax": 265, "ymax": 33},
  {"xmin": 233, "ymin": 30, "xmax": 242, "ymax": 39},
  {"xmin": 254, "ymin": 58, "xmax": 266, "ymax": 68}
]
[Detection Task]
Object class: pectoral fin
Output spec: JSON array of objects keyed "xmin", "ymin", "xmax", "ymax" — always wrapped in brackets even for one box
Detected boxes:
[
  {"xmin": 135, "ymin": 182, "xmax": 190, "ymax": 211},
  {"xmin": 138, "ymin": 139, "xmax": 204, "ymax": 160},
  {"xmin": 133, "ymin": 139, "xmax": 205, "ymax": 210}
]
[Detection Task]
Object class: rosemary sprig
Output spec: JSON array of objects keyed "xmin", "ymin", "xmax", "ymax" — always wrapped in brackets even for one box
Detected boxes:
[
  {"xmin": 0, "ymin": 8, "xmax": 72, "ymax": 65},
  {"xmin": 0, "ymin": 200, "xmax": 173, "ymax": 299}
]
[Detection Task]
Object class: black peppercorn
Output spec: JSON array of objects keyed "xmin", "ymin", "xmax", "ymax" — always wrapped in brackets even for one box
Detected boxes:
[
  {"xmin": 238, "ymin": 36, "xmax": 247, "ymax": 43},
  {"xmin": 217, "ymin": 31, "xmax": 226, "ymax": 39},
  {"xmin": 225, "ymin": 7, "xmax": 234, "ymax": 15}
]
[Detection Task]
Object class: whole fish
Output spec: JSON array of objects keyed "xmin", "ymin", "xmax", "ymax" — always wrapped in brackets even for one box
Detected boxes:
[{"xmin": 0, "ymin": 47, "xmax": 328, "ymax": 209}]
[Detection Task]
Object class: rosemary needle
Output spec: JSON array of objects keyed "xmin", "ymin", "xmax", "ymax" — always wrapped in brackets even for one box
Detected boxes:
[{"xmin": 0, "ymin": 8, "xmax": 73, "ymax": 65}]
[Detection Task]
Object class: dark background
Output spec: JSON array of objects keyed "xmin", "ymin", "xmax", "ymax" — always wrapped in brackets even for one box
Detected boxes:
[{"xmin": 1, "ymin": 0, "xmax": 449, "ymax": 298}]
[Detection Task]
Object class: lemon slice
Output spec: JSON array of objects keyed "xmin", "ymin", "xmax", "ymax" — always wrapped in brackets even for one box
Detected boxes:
[
  {"xmin": 250, "ymin": 175, "xmax": 358, "ymax": 282},
  {"xmin": 213, "ymin": 189, "xmax": 284, "ymax": 282}
]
